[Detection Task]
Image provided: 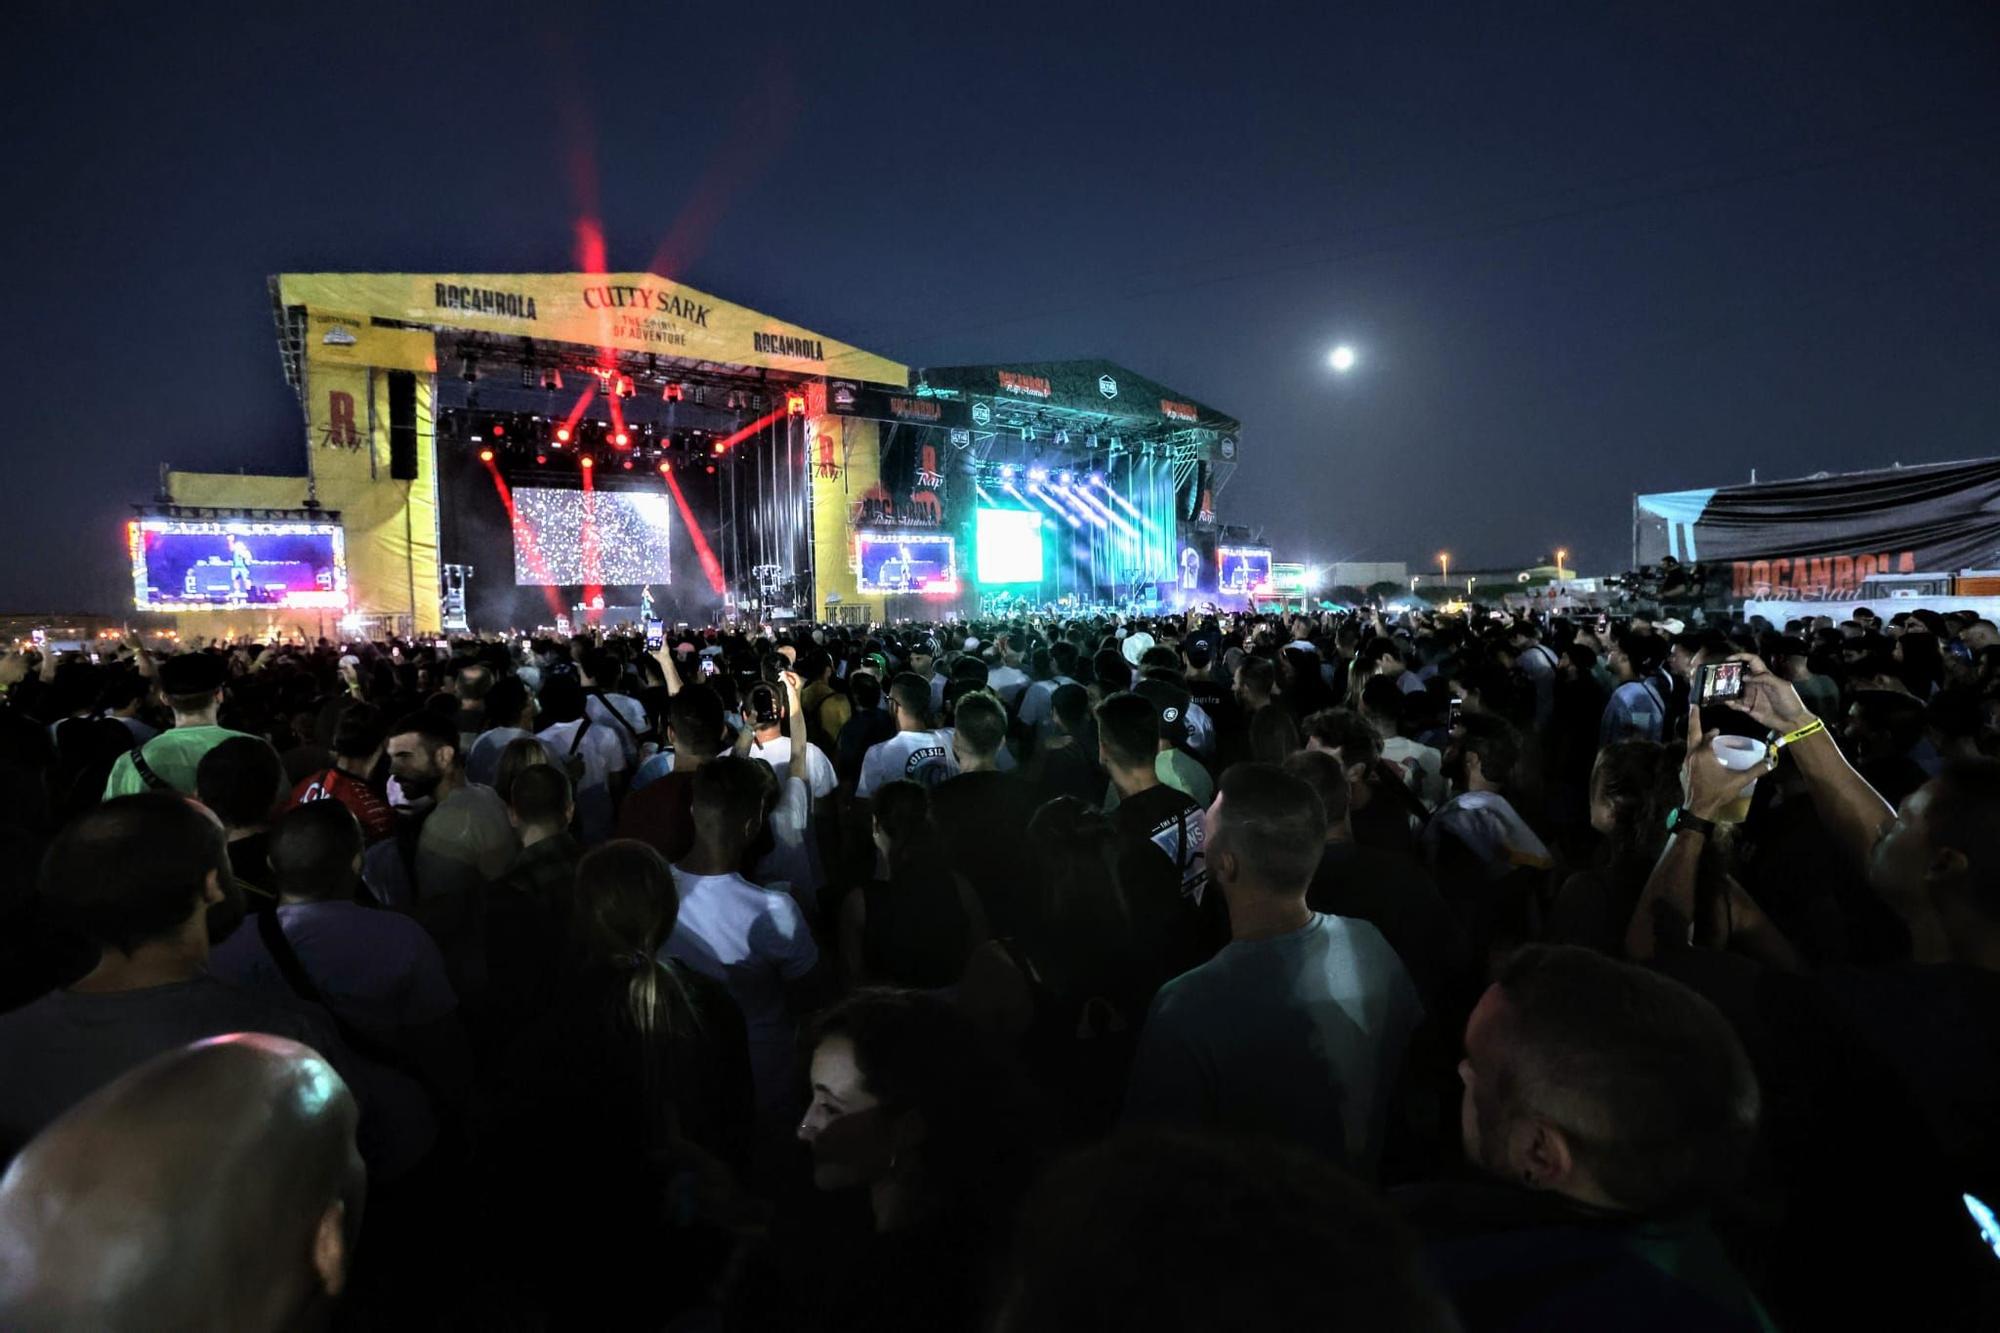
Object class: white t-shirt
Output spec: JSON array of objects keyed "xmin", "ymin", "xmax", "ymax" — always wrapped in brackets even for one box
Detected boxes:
[
  {"xmin": 1382, "ymin": 736, "xmax": 1446, "ymax": 809},
  {"xmin": 536, "ymin": 718, "xmax": 628, "ymax": 844},
  {"xmin": 856, "ymin": 729, "xmax": 958, "ymax": 796},
  {"xmin": 584, "ymin": 690, "xmax": 649, "ymax": 762},
  {"xmin": 985, "ymin": 663, "xmax": 1030, "ymax": 705},
  {"xmin": 747, "ymin": 734, "xmax": 838, "ymax": 799},
  {"xmin": 752, "ymin": 774, "xmax": 822, "ymax": 909},
  {"xmin": 663, "ymin": 867, "xmax": 820, "ymax": 1114}
]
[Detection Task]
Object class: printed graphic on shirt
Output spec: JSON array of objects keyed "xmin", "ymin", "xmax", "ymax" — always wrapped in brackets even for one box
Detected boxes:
[
  {"xmin": 903, "ymin": 744, "xmax": 951, "ymax": 787},
  {"xmin": 1145, "ymin": 807, "xmax": 1208, "ymax": 903}
]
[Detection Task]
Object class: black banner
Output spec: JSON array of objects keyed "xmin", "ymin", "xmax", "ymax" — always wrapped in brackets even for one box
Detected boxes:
[
  {"xmin": 1635, "ymin": 458, "xmax": 2000, "ymax": 599},
  {"xmin": 825, "ymin": 379, "xmax": 972, "ymax": 431}
]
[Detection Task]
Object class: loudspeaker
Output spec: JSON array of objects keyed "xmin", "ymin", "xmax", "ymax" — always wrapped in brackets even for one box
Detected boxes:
[{"xmin": 388, "ymin": 371, "xmax": 418, "ymax": 480}]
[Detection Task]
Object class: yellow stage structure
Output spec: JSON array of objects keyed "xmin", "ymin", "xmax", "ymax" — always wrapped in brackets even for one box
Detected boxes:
[{"xmin": 161, "ymin": 273, "xmax": 907, "ymax": 636}]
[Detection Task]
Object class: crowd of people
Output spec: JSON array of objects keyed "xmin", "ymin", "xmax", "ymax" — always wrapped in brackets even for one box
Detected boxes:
[{"xmin": 0, "ymin": 601, "xmax": 1996, "ymax": 1329}]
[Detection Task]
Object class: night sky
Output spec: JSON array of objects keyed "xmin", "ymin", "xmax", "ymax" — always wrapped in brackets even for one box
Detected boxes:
[{"xmin": 5, "ymin": 3, "xmax": 1996, "ymax": 611}]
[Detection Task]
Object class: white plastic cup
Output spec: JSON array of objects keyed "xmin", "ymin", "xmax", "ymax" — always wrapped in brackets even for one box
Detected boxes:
[{"xmin": 1708, "ymin": 734, "xmax": 1768, "ymax": 823}]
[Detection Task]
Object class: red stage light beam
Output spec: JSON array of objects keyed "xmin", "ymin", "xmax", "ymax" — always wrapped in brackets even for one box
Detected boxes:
[
  {"xmin": 658, "ymin": 462, "xmax": 728, "ymax": 596},
  {"xmin": 559, "ymin": 384, "xmax": 598, "ymax": 442},
  {"xmin": 481, "ymin": 456, "xmax": 564, "ymax": 619}
]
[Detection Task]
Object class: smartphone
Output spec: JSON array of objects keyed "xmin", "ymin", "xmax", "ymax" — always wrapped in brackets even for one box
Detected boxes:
[
  {"xmin": 1695, "ymin": 660, "xmax": 1744, "ymax": 705},
  {"xmin": 699, "ymin": 657, "xmax": 719, "ymax": 678},
  {"xmin": 1448, "ymin": 698, "xmax": 1463, "ymax": 729}
]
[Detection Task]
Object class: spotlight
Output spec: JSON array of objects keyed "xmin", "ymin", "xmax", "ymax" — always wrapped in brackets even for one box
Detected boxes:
[
  {"xmin": 490, "ymin": 423, "xmax": 505, "ymax": 438},
  {"xmin": 535, "ymin": 453, "xmax": 548, "ymax": 465},
  {"xmin": 999, "ymin": 465, "xmax": 1019, "ymax": 480},
  {"xmin": 663, "ymin": 382, "xmax": 685, "ymax": 402},
  {"xmin": 1027, "ymin": 466, "xmax": 1048, "ymax": 482},
  {"xmin": 658, "ymin": 460, "xmax": 671, "ymax": 474},
  {"xmin": 555, "ymin": 426, "xmax": 572, "ymax": 444},
  {"xmin": 786, "ymin": 393, "xmax": 807, "ymax": 416},
  {"xmin": 621, "ymin": 459, "xmax": 633, "ymax": 470},
  {"xmin": 580, "ymin": 455, "xmax": 595, "ymax": 470},
  {"xmin": 1089, "ymin": 471, "xmax": 1105, "ymax": 484},
  {"xmin": 477, "ymin": 448, "xmax": 494, "ymax": 463},
  {"xmin": 612, "ymin": 431, "xmax": 630, "ymax": 448},
  {"xmin": 705, "ymin": 464, "xmax": 716, "ymax": 474},
  {"xmin": 1056, "ymin": 470, "xmax": 1073, "ymax": 486},
  {"xmin": 616, "ymin": 376, "xmax": 635, "ymax": 399},
  {"xmin": 712, "ymin": 443, "xmax": 725, "ymax": 456}
]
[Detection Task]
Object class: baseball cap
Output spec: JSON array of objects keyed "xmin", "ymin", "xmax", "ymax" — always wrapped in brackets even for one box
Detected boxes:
[
  {"xmin": 1121, "ymin": 631, "xmax": 1157, "ymax": 666},
  {"xmin": 1133, "ymin": 677, "xmax": 1193, "ymax": 743},
  {"xmin": 158, "ymin": 651, "xmax": 227, "ymax": 695}
]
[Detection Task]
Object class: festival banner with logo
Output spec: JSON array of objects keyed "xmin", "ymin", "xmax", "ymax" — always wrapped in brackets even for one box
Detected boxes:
[
  {"xmin": 1635, "ymin": 458, "xmax": 2000, "ymax": 600},
  {"xmin": 909, "ymin": 360, "xmax": 1240, "ymax": 435},
  {"xmin": 276, "ymin": 273, "xmax": 907, "ymax": 384}
]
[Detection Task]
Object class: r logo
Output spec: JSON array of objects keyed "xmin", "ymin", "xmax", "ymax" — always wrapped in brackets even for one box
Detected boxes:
[{"xmin": 324, "ymin": 390, "xmax": 359, "ymax": 448}]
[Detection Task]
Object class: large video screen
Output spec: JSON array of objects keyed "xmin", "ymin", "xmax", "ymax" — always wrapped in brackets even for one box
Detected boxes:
[
  {"xmin": 1218, "ymin": 545, "xmax": 1273, "ymax": 594},
  {"xmin": 976, "ymin": 507, "xmax": 1045, "ymax": 584},
  {"xmin": 512, "ymin": 486, "xmax": 672, "ymax": 587},
  {"xmin": 856, "ymin": 533, "xmax": 957, "ymax": 595},
  {"xmin": 129, "ymin": 518, "xmax": 348, "ymax": 611}
]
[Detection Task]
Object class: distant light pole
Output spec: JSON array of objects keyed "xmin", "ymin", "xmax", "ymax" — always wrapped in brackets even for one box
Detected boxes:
[
  {"xmin": 1439, "ymin": 552, "xmax": 1450, "ymax": 585},
  {"xmin": 1555, "ymin": 547, "xmax": 1568, "ymax": 581},
  {"xmin": 1467, "ymin": 576, "xmax": 1477, "ymax": 596}
]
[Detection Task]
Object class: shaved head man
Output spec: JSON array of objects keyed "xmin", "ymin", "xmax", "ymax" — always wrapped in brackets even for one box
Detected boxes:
[{"xmin": 0, "ymin": 1033, "xmax": 364, "ymax": 1332}]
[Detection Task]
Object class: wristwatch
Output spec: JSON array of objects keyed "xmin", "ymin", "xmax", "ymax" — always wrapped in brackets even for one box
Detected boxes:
[{"xmin": 1665, "ymin": 806, "xmax": 1716, "ymax": 839}]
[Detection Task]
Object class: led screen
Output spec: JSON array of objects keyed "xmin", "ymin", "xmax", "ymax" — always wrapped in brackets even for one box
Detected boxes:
[
  {"xmin": 1218, "ymin": 545, "xmax": 1273, "ymax": 594},
  {"xmin": 129, "ymin": 518, "xmax": 348, "ymax": 611},
  {"xmin": 511, "ymin": 486, "xmax": 672, "ymax": 587},
  {"xmin": 976, "ymin": 507, "xmax": 1045, "ymax": 584},
  {"xmin": 856, "ymin": 533, "xmax": 957, "ymax": 594}
]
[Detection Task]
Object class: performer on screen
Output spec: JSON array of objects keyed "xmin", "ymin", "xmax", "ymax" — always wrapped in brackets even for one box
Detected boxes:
[
  {"xmin": 880, "ymin": 545, "xmax": 914, "ymax": 591},
  {"xmin": 227, "ymin": 535, "xmax": 255, "ymax": 595}
]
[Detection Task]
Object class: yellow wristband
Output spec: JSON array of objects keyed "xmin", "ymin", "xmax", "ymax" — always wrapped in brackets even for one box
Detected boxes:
[{"xmin": 1774, "ymin": 717, "xmax": 1826, "ymax": 749}]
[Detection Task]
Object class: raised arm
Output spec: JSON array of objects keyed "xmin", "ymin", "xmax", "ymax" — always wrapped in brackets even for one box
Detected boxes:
[
  {"xmin": 1624, "ymin": 706, "xmax": 1765, "ymax": 961},
  {"xmin": 1725, "ymin": 652, "xmax": 1894, "ymax": 871},
  {"xmin": 651, "ymin": 638, "xmax": 684, "ymax": 697},
  {"xmin": 781, "ymin": 669, "xmax": 808, "ymax": 783}
]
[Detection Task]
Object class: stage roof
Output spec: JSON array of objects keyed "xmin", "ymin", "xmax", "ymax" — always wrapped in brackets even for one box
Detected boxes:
[
  {"xmin": 909, "ymin": 359, "xmax": 1239, "ymax": 436},
  {"xmin": 271, "ymin": 272, "xmax": 907, "ymax": 386}
]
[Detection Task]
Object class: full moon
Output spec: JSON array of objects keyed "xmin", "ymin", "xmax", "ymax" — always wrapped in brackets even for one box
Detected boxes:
[{"xmin": 1329, "ymin": 344, "xmax": 1356, "ymax": 372}]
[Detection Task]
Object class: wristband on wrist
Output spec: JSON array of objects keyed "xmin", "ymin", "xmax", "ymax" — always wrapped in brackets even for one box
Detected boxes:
[
  {"xmin": 1773, "ymin": 717, "xmax": 1826, "ymax": 750},
  {"xmin": 1665, "ymin": 806, "xmax": 1717, "ymax": 839}
]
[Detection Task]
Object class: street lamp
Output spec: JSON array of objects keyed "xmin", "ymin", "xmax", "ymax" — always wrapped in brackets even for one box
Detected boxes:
[
  {"xmin": 1439, "ymin": 552, "xmax": 1450, "ymax": 584},
  {"xmin": 1409, "ymin": 576, "xmax": 1420, "ymax": 593},
  {"xmin": 1555, "ymin": 548, "xmax": 1568, "ymax": 581},
  {"xmin": 1467, "ymin": 576, "xmax": 1477, "ymax": 595}
]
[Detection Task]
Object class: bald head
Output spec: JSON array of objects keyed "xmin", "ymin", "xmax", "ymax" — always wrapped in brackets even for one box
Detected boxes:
[{"xmin": 0, "ymin": 1035, "xmax": 363, "ymax": 1332}]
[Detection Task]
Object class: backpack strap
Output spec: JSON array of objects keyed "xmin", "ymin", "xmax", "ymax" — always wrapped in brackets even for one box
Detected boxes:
[
  {"xmin": 255, "ymin": 910, "xmax": 428, "ymax": 1077},
  {"xmin": 127, "ymin": 742, "xmax": 172, "ymax": 792},
  {"xmin": 588, "ymin": 689, "xmax": 642, "ymax": 744}
]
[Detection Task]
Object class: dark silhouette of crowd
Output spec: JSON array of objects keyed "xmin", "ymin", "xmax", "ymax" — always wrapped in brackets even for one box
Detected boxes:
[{"xmin": 1, "ymin": 602, "xmax": 1997, "ymax": 1330}]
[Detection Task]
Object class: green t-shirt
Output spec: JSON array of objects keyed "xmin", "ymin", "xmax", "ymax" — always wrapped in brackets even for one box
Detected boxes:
[
  {"xmin": 1103, "ymin": 749, "xmax": 1216, "ymax": 813},
  {"xmin": 103, "ymin": 725, "xmax": 257, "ymax": 799}
]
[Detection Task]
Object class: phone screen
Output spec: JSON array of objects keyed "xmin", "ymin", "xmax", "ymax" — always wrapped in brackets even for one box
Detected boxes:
[
  {"xmin": 1698, "ymin": 661, "xmax": 1744, "ymax": 705},
  {"xmin": 1448, "ymin": 698, "xmax": 1463, "ymax": 729},
  {"xmin": 699, "ymin": 658, "xmax": 718, "ymax": 678}
]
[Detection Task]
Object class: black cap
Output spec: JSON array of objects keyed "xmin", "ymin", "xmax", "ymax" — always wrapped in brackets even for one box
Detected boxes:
[
  {"xmin": 158, "ymin": 651, "xmax": 227, "ymax": 696},
  {"xmin": 1133, "ymin": 677, "xmax": 1193, "ymax": 743}
]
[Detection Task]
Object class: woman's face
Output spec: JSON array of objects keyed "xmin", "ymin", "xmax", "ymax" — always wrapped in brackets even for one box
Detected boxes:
[{"xmin": 798, "ymin": 1035, "xmax": 893, "ymax": 1191}]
